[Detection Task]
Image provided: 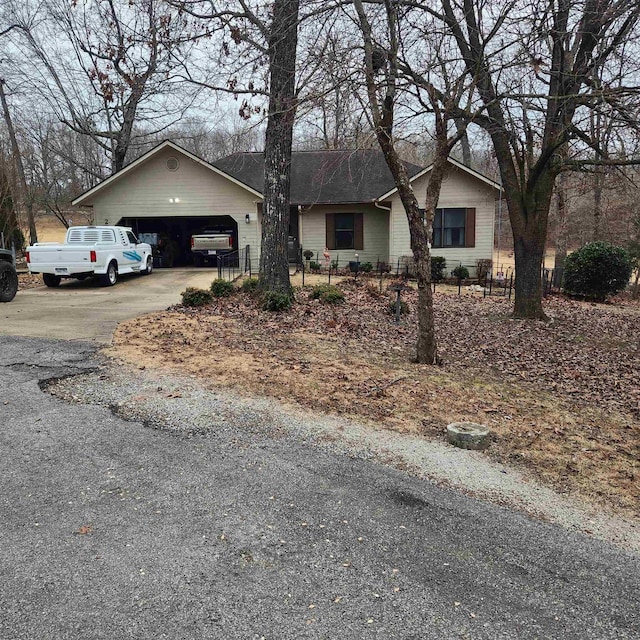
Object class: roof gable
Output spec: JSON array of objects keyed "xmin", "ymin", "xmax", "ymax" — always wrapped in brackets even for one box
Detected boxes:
[
  {"xmin": 376, "ymin": 157, "xmax": 503, "ymax": 200},
  {"xmin": 71, "ymin": 140, "xmax": 263, "ymax": 206}
]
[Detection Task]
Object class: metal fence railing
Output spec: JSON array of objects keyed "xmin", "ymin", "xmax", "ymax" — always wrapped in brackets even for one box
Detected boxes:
[{"xmin": 217, "ymin": 245, "xmax": 252, "ymax": 281}]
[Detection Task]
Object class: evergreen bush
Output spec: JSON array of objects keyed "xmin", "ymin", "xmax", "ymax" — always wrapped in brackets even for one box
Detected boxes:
[
  {"xmin": 563, "ymin": 242, "xmax": 632, "ymax": 301},
  {"xmin": 262, "ymin": 290, "xmax": 292, "ymax": 311},
  {"xmin": 210, "ymin": 279, "xmax": 235, "ymax": 297},
  {"xmin": 181, "ymin": 287, "xmax": 213, "ymax": 307},
  {"xmin": 452, "ymin": 265, "xmax": 470, "ymax": 280},
  {"xmin": 241, "ymin": 277, "xmax": 259, "ymax": 293},
  {"xmin": 431, "ymin": 256, "xmax": 447, "ymax": 282},
  {"xmin": 320, "ymin": 287, "xmax": 344, "ymax": 304}
]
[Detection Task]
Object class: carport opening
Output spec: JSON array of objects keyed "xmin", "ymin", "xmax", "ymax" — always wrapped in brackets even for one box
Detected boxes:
[{"xmin": 117, "ymin": 216, "xmax": 239, "ymax": 267}]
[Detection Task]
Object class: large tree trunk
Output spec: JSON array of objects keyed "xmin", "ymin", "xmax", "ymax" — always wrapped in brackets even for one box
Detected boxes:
[
  {"xmin": 258, "ymin": 0, "xmax": 300, "ymax": 294},
  {"xmin": 503, "ymin": 173, "xmax": 555, "ymax": 320},
  {"xmin": 512, "ymin": 232, "xmax": 546, "ymax": 318}
]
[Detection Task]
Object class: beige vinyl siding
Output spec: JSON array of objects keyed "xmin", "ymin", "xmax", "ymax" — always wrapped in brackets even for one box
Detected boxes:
[
  {"xmin": 300, "ymin": 204, "xmax": 389, "ymax": 265},
  {"xmin": 86, "ymin": 147, "xmax": 262, "ymax": 255},
  {"xmin": 389, "ymin": 166, "xmax": 496, "ymax": 275}
]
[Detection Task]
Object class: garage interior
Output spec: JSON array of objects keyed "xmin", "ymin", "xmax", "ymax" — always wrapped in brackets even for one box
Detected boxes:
[{"xmin": 117, "ymin": 215, "xmax": 239, "ymax": 267}]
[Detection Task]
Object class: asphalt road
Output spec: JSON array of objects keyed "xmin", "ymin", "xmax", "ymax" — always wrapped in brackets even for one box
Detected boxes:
[
  {"xmin": 0, "ymin": 269, "xmax": 219, "ymax": 343},
  {"xmin": 1, "ymin": 335, "xmax": 639, "ymax": 640}
]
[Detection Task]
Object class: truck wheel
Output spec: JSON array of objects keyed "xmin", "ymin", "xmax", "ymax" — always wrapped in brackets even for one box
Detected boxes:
[
  {"xmin": 141, "ymin": 255, "xmax": 153, "ymax": 275},
  {"xmin": 0, "ymin": 261, "xmax": 18, "ymax": 302},
  {"xmin": 100, "ymin": 261, "xmax": 118, "ymax": 287},
  {"xmin": 43, "ymin": 273, "xmax": 61, "ymax": 288},
  {"xmin": 193, "ymin": 254, "xmax": 203, "ymax": 267}
]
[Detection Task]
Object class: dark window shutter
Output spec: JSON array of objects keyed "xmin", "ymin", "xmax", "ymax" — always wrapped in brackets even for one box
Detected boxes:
[
  {"xmin": 354, "ymin": 213, "xmax": 364, "ymax": 250},
  {"xmin": 465, "ymin": 208, "xmax": 476, "ymax": 248},
  {"xmin": 326, "ymin": 213, "xmax": 336, "ymax": 250}
]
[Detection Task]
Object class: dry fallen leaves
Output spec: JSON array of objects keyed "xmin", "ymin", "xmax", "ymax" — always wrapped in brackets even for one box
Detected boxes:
[{"xmin": 108, "ymin": 281, "xmax": 640, "ymax": 514}]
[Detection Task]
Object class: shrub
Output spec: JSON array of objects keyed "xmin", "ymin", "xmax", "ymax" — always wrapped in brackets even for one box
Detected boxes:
[
  {"xmin": 309, "ymin": 261, "xmax": 321, "ymax": 272},
  {"xmin": 210, "ymin": 278, "xmax": 235, "ymax": 298},
  {"xmin": 389, "ymin": 300, "xmax": 410, "ymax": 315},
  {"xmin": 320, "ymin": 287, "xmax": 345, "ymax": 304},
  {"xmin": 181, "ymin": 287, "xmax": 213, "ymax": 307},
  {"xmin": 262, "ymin": 290, "xmax": 292, "ymax": 312},
  {"xmin": 452, "ymin": 265, "xmax": 470, "ymax": 280},
  {"xmin": 310, "ymin": 284, "xmax": 334, "ymax": 299},
  {"xmin": 431, "ymin": 256, "xmax": 447, "ymax": 282},
  {"xmin": 330, "ymin": 259, "xmax": 340, "ymax": 271},
  {"xmin": 241, "ymin": 277, "xmax": 259, "ymax": 293},
  {"xmin": 360, "ymin": 262, "xmax": 373, "ymax": 273},
  {"xmin": 303, "ymin": 249, "xmax": 314, "ymax": 261},
  {"xmin": 563, "ymin": 241, "xmax": 632, "ymax": 301}
]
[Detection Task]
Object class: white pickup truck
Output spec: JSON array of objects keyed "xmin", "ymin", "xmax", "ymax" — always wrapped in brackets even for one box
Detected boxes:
[{"xmin": 26, "ymin": 225, "xmax": 153, "ymax": 287}]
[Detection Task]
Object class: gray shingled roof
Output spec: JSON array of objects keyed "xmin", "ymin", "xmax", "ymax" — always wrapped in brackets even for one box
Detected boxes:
[{"xmin": 213, "ymin": 149, "xmax": 424, "ymax": 205}]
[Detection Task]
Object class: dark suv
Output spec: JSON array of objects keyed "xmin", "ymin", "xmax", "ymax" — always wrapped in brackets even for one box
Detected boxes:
[{"xmin": 0, "ymin": 249, "xmax": 18, "ymax": 302}]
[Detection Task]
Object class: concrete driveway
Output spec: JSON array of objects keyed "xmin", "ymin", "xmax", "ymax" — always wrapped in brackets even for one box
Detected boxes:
[{"xmin": 0, "ymin": 269, "xmax": 218, "ymax": 343}]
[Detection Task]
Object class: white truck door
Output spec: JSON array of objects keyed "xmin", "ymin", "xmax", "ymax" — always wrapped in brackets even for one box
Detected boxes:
[{"xmin": 122, "ymin": 230, "xmax": 144, "ymax": 270}]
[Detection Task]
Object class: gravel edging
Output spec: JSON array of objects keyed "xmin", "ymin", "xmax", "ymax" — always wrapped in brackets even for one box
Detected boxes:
[{"xmin": 47, "ymin": 362, "xmax": 640, "ymax": 554}]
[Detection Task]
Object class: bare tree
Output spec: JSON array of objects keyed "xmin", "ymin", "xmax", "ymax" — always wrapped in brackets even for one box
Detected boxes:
[
  {"xmin": 350, "ymin": 0, "xmax": 482, "ymax": 363},
  {"xmin": 171, "ymin": 0, "xmax": 339, "ymax": 297},
  {"xmin": 257, "ymin": 0, "xmax": 301, "ymax": 295},
  {"xmin": 0, "ymin": 78, "xmax": 37, "ymax": 244},
  {"xmin": 434, "ymin": 0, "xmax": 640, "ymax": 319},
  {"xmin": 5, "ymin": 0, "xmax": 200, "ymax": 174}
]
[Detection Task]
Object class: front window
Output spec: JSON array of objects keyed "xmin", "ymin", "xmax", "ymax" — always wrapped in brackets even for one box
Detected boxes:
[
  {"xmin": 432, "ymin": 208, "xmax": 465, "ymax": 248},
  {"xmin": 335, "ymin": 213, "xmax": 355, "ymax": 250}
]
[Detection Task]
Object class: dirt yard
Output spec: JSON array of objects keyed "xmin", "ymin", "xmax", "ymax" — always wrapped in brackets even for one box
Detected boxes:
[{"xmin": 105, "ymin": 277, "xmax": 640, "ymax": 518}]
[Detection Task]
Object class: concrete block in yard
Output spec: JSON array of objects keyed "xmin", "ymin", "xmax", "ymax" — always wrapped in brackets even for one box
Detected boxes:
[{"xmin": 446, "ymin": 422, "xmax": 491, "ymax": 450}]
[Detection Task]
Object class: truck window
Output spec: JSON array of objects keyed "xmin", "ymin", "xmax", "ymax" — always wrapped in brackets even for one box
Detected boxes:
[{"xmin": 126, "ymin": 231, "xmax": 138, "ymax": 245}]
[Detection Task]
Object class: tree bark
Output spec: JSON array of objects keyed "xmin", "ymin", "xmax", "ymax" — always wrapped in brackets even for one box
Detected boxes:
[
  {"xmin": 455, "ymin": 118, "xmax": 471, "ymax": 166},
  {"xmin": 593, "ymin": 163, "xmax": 604, "ymax": 241},
  {"xmin": 554, "ymin": 172, "xmax": 569, "ymax": 273},
  {"xmin": 0, "ymin": 79, "xmax": 37, "ymax": 245},
  {"xmin": 258, "ymin": 0, "xmax": 300, "ymax": 295},
  {"xmin": 506, "ymin": 178, "xmax": 554, "ymax": 319}
]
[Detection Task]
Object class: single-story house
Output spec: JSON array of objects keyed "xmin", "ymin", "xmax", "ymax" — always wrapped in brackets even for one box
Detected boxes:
[{"xmin": 72, "ymin": 140, "xmax": 501, "ymax": 273}]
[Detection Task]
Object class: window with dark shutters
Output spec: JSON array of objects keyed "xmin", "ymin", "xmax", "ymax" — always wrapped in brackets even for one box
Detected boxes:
[
  {"xmin": 431, "ymin": 208, "xmax": 476, "ymax": 248},
  {"xmin": 464, "ymin": 208, "xmax": 476, "ymax": 248},
  {"xmin": 326, "ymin": 213, "xmax": 364, "ymax": 250},
  {"xmin": 326, "ymin": 214, "xmax": 336, "ymax": 249}
]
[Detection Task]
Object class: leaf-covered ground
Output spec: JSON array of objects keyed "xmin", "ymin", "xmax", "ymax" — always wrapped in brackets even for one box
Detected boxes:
[{"xmin": 108, "ymin": 279, "xmax": 640, "ymax": 515}]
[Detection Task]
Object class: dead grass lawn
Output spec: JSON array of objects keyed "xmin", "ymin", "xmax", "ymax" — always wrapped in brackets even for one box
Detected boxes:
[{"xmin": 106, "ymin": 279, "xmax": 640, "ymax": 516}]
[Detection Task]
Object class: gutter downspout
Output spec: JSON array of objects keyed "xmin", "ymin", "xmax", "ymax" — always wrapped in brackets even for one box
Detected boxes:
[{"xmin": 374, "ymin": 200, "xmax": 392, "ymax": 264}]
